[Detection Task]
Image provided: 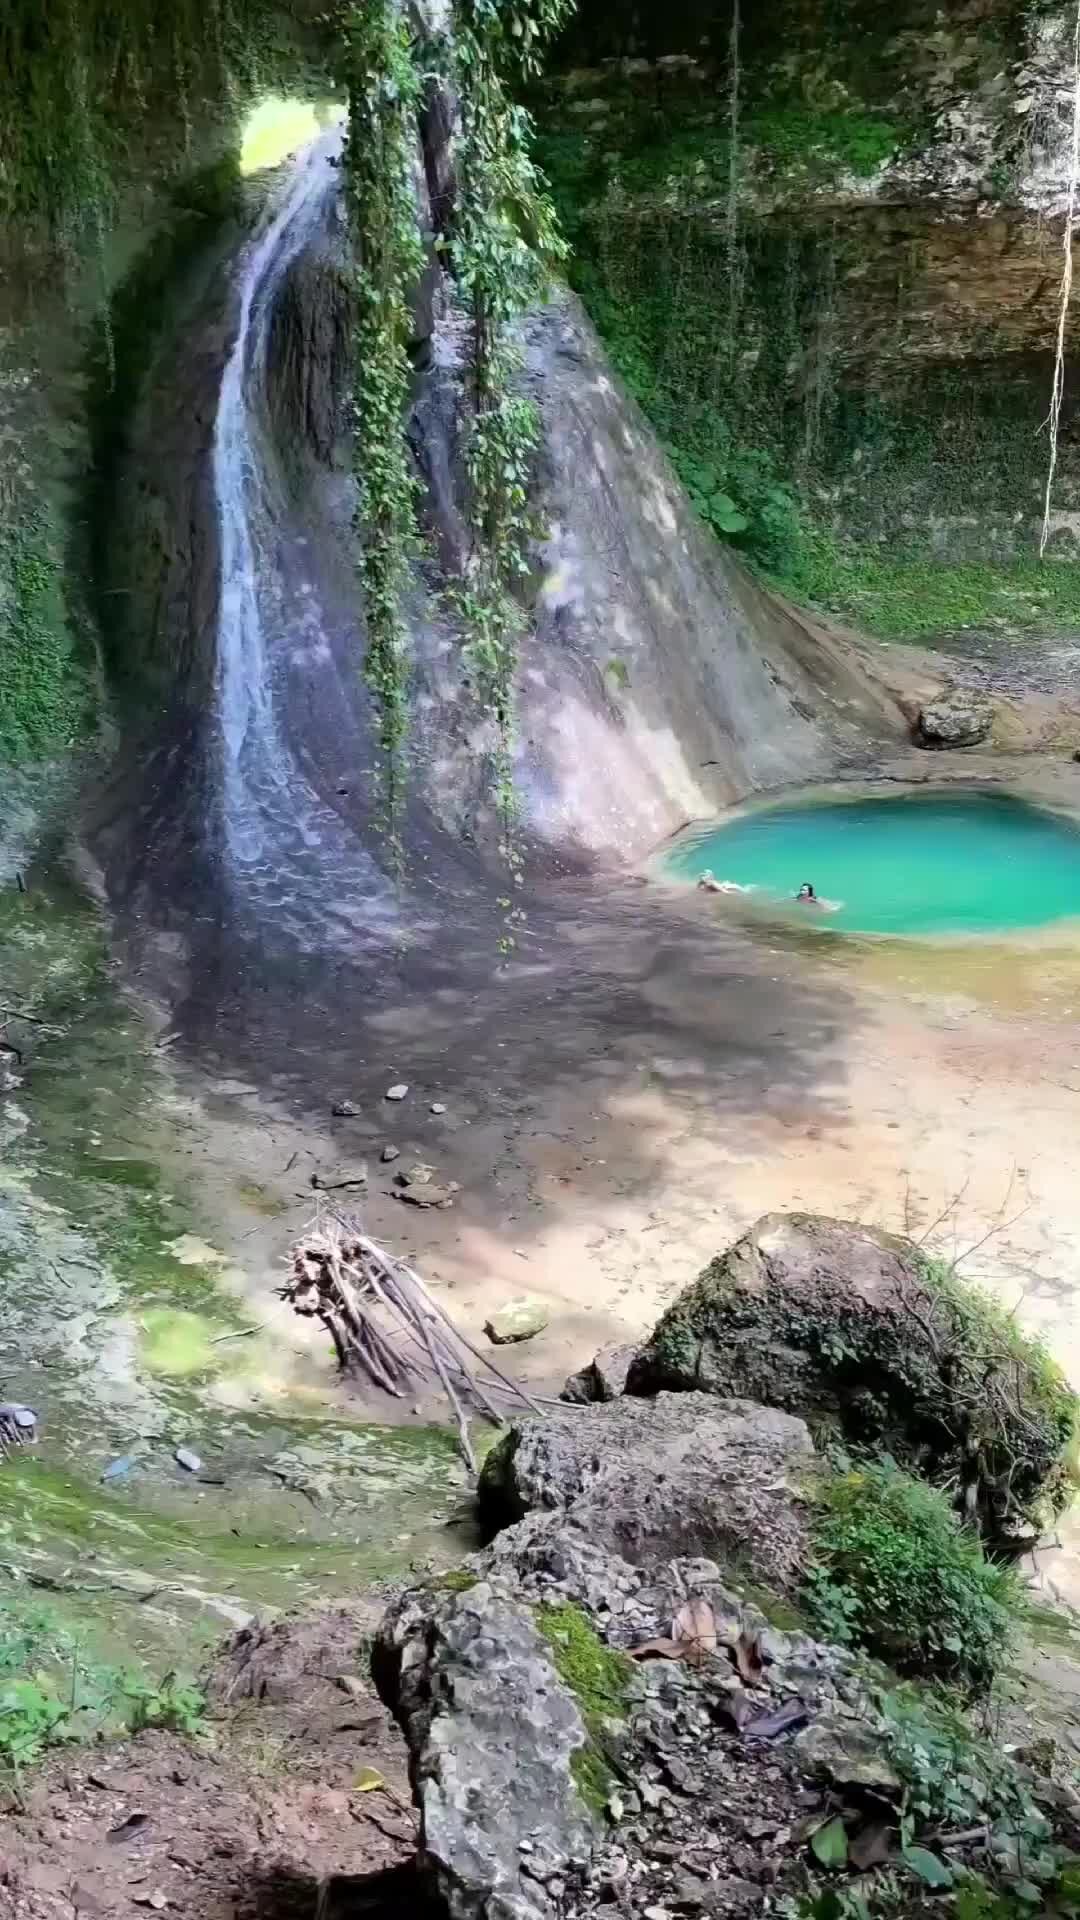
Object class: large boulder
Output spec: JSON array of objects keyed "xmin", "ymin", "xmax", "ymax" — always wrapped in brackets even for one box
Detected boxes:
[
  {"xmin": 916, "ymin": 697, "xmax": 993, "ymax": 747},
  {"xmin": 373, "ymin": 1580, "xmax": 593, "ymax": 1920},
  {"xmin": 478, "ymin": 1391, "xmax": 816, "ymax": 1593},
  {"xmin": 630, "ymin": 1213, "xmax": 1076, "ymax": 1542}
]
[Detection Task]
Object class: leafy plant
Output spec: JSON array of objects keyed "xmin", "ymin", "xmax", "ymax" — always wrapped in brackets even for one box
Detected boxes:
[
  {"xmin": 804, "ymin": 1464, "xmax": 1018, "ymax": 1690},
  {"xmin": 449, "ymin": 0, "xmax": 572, "ymax": 894},
  {"xmin": 340, "ymin": 0, "xmax": 425, "ymax": 856},
  {"xmin": 121, "ymin": 1671, "xmax": 206, "ymax": 1737},
  {"xmin": 0, "ymin": 1676, "xmax": 72, "ymax": 1781}
]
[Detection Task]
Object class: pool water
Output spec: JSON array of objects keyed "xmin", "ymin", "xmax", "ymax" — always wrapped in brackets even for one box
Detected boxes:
[{"xmin": 666, "ymin": 790, "xmax": 1080, "ymax": 937}]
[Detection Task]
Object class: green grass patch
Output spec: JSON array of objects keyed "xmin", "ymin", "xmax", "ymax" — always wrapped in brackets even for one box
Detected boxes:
[
  {"xmin": 778, "ymin": 531, "xmax": 1080, "ymax": 639},
  {"xmin": 804, "ymin": 1464, "xmax": 1019, "ymax": 1691}
]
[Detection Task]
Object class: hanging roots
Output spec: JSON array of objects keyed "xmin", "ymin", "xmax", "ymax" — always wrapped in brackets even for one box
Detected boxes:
[
  {"xmin": 1040, "ymin": 0, "xmax": 1080, "ymax": 556},
  {"xmin": 280, "ymin": 1209, "xmax": 543, "ymax": 1473}
]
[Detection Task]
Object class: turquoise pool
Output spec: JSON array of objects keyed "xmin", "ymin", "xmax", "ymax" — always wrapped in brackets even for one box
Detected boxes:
[{"xmin": 666, "ymin": 790, "xmax": 1080, "ymax": 937}]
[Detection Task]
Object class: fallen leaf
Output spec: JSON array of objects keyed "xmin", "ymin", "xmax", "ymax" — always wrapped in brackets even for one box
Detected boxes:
[
  {"xmin": 903, "ymin": 1845, "xmax": 953, "ymax": 1889},
  {"xmin": 733, "ymin": 1630, "xmax": 764, "ymax": 1686},
  {"xmin": 850, "ymin": 1821, "xmax": 895, "ymax": 1871},
  {"xmin": 810, "ymin": 1816, "xmax": 849, "ymax": 1869},
  {"xmin": 743, "ymin": 1698, "xmax": 809, "ymax": 1740},
  {"xmin": 673, "ymin": 1596, "xmax": 718, "ymax": 1668},
  {"xmin": 107, "ymin": 1811, "xmax": 149, "ymax": 1842},
  {"xmin": 353, "ymin": 1766, "xmax": 386, "ymax": 1793},
  {"xmin": 628, "ymin": 1636, "xmax": 685, "ymax": 1662}
]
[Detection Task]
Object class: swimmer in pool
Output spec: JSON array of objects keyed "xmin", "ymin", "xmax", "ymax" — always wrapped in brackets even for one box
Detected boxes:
[
  {"xmin": 697, "ymin": 870, "xmax": 751, "ymax": 895},
  {"xmin": 796, "ymin": 881, "xmax": 844, "ymax": 913}
]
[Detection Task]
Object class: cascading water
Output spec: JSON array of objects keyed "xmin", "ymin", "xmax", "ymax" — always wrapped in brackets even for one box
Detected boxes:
[{"xmin": 212, "ymin": 131, "xmax": 398, "ymax": 951}]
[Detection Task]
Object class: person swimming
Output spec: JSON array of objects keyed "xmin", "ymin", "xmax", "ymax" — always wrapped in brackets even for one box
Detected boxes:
[{"xmin": 796, "ymin": 882, "xmax": 818, "ymax": 904}]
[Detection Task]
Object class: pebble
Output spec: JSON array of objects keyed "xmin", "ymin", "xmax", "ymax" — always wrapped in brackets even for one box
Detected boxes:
[
  {"xmin": 174, "ymin": 1447, "xmax": 202, "ymax": 1474},
  {"xmin": 101, "ymin": 1455, "xmax": 135, "ymax": 1482},
  {"xmin": 430, "ymin": 1102, "xmax": 447, "ymax": 1115},
  {"xmin": 331, "ymin": 1100, "xmax": 358, "ymax": 1118},
  {"xmin": 381, "ymin": 1144, "xmax": 400, "ymax": 1163},
  {"xmin": 385, "ymin": 1084, "xmax": 409, "ymax": 1102}
]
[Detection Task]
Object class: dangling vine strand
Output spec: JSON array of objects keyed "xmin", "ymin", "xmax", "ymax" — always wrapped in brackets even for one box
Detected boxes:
[
  {"xmin": 449, "ymin": 0, "xmax": 573, "ymax": 901},
  {"xmin": 340, "ymin": 0, "xmax": 425, "ymax": 859}
]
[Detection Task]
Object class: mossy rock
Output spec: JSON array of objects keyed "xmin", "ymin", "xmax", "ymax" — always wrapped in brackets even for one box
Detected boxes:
[{"xmin": 630, "ymin": 1212, "xmax": 1078, "ymax": 1548}]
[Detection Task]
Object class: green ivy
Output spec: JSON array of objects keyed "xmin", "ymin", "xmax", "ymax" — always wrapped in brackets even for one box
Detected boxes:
[
  {"xmin": 0, "ymin": 503, "xmax": 87, "ymax": 762},
  {"xmin": 340, "ymin": 0, "xmax": 425, "ymax": 857},
  {"xmin": 450, "ymin": 0, "xmax": 572, "ymax": 902}
]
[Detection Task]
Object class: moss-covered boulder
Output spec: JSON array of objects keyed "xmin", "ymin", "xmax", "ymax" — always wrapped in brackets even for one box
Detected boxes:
[{"xmin": 630, "ymin": 1213, "xmax": 1078, "ymax": 1547}]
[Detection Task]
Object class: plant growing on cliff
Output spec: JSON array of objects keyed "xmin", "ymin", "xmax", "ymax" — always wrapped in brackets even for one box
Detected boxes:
[
  {"xmin": 449, "ymin": 0, "xmax": 572, "ymax": 883},
  {"xmin": 340, "ymin": 0, "xmax": 425, "ymax": 855}
]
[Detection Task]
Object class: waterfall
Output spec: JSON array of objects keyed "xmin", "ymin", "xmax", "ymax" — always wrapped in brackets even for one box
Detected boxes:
[{"xmin": 211, "ymin": 132, "xmax": 397, "ymax": 948}]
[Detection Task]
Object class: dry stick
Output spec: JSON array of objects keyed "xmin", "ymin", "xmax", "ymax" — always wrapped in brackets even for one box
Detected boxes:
[
  {"xmin": 419, "ymin": 1314, "xmax": 478, "ymax": 1476},
  {"xmin": 333, "ymin": 1264, "xmax": 409, "ymax": 1397},
  {"xmin": 345, "ymin": 1225, "xmax": 514, "ymax": 1424},
  {"xmin": 384, "ymin": 1247, "xmax": 544, "ymax": 1418}
]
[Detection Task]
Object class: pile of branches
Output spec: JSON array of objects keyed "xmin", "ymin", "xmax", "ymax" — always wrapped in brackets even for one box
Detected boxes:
[{"xmin": 280, "ymin": 1210, "xmax": 542, "ymax": 1472}]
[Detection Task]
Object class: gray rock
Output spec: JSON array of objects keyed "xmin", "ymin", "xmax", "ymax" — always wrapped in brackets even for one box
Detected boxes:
[
  {"xmin": 396, "ymin": 1184, "xmax": 456, "ymax": 1209},
  {"xmin": 561, "ymin": 1345, "xmax": 637, "ymax": 1403},
  {"xmin": 331, "ymin": 1099, "xmax": 358, "ymax": 1118},
  {"xmin": 630, "ymin": 1212, "xmax": 1066, "ymax": 1541},
  {"xmin": 374, "ymin": 1579, "xmax": 593, "ymax": 1919},
  {"xmin": 385, "ymin": 1083, "xmax": 410, "ymax": 1102},
  {"xmin": 794, "ymin": 1716, "xmax": 901, "ymax": 1793},
  {"xmin": 174, "ymin": 1446, "xmax": 202, "ymax": 1474},
  {"xmin": 478, "ymin": 1394, "xmax": 816, "ymax": 1593},
  {"xmin": 431, "ymin": 1102, "xmax": 448, "ymax": 1115},
  {"xmin": 916, "ymin": 698, "xmax": 992, "ymax": 747},
  {"xmin": 382, "ymin": 1144, "xmax": 401, "ymax": 1163},
  {"xmin": 484, "ymin": 1299, "xmax": 550, "ymax": 1346}
]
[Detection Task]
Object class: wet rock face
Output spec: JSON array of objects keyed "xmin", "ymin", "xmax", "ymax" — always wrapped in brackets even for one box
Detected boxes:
[
  {"xmin": 478, "ymin": 1392, "xmax": 817, "ymax": 1593},
  {"xmin": 374, "ymin": 1580, "xmax": 593, "ymax": 1920}
]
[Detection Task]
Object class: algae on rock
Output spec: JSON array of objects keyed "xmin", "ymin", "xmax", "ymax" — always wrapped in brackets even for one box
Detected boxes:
[{"xmin": 631, "ymin": 1212, "xmax": 1078, "ymax": 1548}]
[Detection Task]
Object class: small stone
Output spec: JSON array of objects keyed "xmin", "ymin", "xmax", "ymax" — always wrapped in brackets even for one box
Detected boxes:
[
  {"xmin": 381, "ymin": 1145, "xmax": 400, "ymax": 1164},
  {"xmin": 385, "ymin": 1083, "xmax": 409, "ymax": 1102},
  {"xmin": 331, "ymin": 1100, "xmax": 358, "ymax": 1118},
  {"xmin": 794, "ymin": 1716, "xmax": 902, "ymax": 1793},
  {"xmin": 484, "ymin": 1298, "xmax": 550, "ymax": 1345},
  {"xmin": 174, "ymin": 1447, "xmax": 202, "ymax": 1474},
  {"xmin": 430, "ymin": 1102, "xmax": 447, "ymax": 1115},
  {"xmin": 396, "ymin": 1184, "xmax": 455, "ymax": 1209}
]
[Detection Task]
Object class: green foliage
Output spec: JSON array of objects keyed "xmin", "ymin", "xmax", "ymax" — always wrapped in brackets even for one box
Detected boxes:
[
  {"xmin": 340, "ymin": 0, "xmax": 425, "ymax": 854},
  {"xmin": 0, "ymin": 0, "xmax": 288, "ymax": 241},
  {"xmin": 0, "ymin": 500, "xmax": 88, "ymax": 762},
  {"xmin": 121, "ymin": 1671, "xmax": 206, "ymax": 1736},
  {"xmin": 0, "ymin": 1607, "xmax": 203, "ymax": 1786},
  {"xmin": 804, "ymin": 1465, "xmax": 1018, "ymax": 1690},
  {"xmin": 450, "ymin": 0, "xmax": 571, "ymax": 894}
]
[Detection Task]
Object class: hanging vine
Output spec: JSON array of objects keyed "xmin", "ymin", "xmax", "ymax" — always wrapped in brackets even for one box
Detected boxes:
[
  {"xmin": 340, "ymin": 0, "xmax": 425, "ymax": 856},
  {"xmin": 449, "ymin": 0, "xmax": 572, "ymax": 887}
]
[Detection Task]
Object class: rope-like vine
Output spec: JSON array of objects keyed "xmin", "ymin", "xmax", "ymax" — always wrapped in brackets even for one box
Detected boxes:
[
  {"xmin": 340, "ymin": 0, "xmax": 425, "ymax": 857},
  {"xmin": 449, "ymin": 0, "xmax": 572, "ymax": 893}
]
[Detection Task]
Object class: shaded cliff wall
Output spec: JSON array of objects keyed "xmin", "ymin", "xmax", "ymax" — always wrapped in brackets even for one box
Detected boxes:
[{"xmin": 535, "ymin": 0, "xmax": 1080, "ymax": 640}]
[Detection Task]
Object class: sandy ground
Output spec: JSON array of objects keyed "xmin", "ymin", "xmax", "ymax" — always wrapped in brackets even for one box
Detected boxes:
[{"xmin": 159, "ymin": 809, "xmax": 1080, "ymax": 1533}]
